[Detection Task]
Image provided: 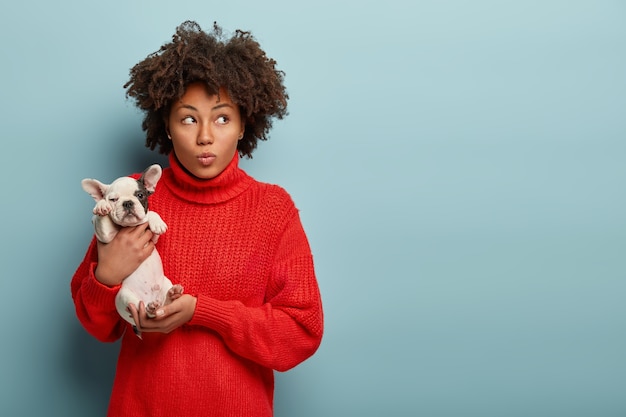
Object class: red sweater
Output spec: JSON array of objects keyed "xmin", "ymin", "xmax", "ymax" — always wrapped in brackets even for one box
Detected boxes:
[{"xmin": 71, "ymin": 152, "xmax": 323, "ymax": 417}]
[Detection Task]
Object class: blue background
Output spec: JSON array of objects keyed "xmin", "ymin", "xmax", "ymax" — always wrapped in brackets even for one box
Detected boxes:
[{"xmin": 1, "ymin": 1, "xmax": 625, "ymax": 416}]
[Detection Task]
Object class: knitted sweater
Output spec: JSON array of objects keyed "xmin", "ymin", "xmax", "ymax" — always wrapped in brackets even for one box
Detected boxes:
[{"xmin": 71, "ymin": 152, "xmax": 323, "ymax": 417}]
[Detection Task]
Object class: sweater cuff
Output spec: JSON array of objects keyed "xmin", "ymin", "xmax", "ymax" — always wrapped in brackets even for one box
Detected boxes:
[
  {"xmin": 82, "ymin": 262, "xmax": 121, "ymax": 309},
  {"xmin": 188, "ymin": 294, "xmax": 236, "ymax": 334}
]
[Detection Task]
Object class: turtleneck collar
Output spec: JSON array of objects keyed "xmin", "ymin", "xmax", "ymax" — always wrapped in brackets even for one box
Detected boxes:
[{"xmin": 161, "ymin": 151, "xmax": 254, "ymax": 204}]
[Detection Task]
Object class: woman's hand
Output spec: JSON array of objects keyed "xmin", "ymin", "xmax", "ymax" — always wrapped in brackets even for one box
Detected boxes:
[
  {"xmin": 94, "ymin": 223, "xmax": 155, "ymax": 286},
  {"xmin": 128, "ymin": 294, "xmax": 198, "ymax": 334}
]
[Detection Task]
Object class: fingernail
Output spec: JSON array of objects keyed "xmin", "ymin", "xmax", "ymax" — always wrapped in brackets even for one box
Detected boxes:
[{"xmin": 156, "ymin": 309, "xmax": 165, "ymax": 316}]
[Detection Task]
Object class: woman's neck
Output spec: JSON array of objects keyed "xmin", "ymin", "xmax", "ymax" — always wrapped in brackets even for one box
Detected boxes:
[{"xmin": 160, "ymin": 152, "xmax": 254, "ymax": 204}]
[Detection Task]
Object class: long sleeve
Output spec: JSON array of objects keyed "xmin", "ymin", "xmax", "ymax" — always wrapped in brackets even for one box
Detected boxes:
[
  {"xmin": 70, "ymin": 238, "xmax": 126, "ymax": 342},
  {"xmin": 188, "ymin": 208, "xmax": 323, "ymax": 371}
]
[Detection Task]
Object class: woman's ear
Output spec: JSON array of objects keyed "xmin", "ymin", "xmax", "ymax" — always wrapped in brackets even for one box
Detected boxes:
[{"xmin": 164, "ymin": 120, "xmax": 171, "ymax": 140}]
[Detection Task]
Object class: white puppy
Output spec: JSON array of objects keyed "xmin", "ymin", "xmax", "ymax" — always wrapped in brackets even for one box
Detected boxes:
[{"xmin": 81, "ymin": 164, "xmax": 183, "ymax": 337}]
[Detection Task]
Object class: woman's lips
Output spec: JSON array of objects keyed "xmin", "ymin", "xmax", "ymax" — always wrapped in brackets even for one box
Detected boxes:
[{"xmin": 198, "ymin": 153, "xmax": 216, "ymax": 166}]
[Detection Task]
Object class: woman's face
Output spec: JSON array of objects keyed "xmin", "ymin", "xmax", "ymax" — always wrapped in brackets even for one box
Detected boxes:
[{"xmin": 166, "ymin": 82, "xmax": 244, "ymax": 179}]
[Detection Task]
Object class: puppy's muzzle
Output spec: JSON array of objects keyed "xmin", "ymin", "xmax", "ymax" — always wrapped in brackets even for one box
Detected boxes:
[{"xmin": 123, "ymin": 200, "xmax": 134, "ymax": 212}]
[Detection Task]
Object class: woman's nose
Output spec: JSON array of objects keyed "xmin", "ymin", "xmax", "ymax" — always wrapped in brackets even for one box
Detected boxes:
[{"xmin": 197, "ymin": 123, "xmax": 213, "ymax": 145}]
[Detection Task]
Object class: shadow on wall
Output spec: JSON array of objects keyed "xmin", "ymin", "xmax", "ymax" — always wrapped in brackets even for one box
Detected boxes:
[
  {"xmin": 62, "ymin": 322, "xmax": 119, "ymax": 413},
  {"xmin": 120, "ymin": 134, "xmax": 170, "ymax": 175}
]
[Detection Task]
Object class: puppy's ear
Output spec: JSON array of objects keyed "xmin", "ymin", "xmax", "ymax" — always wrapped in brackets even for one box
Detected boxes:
[
  {"xmin": 140, "ymin": 164, "xmax": 163, "ymax": 194},
  {"xmin": 81, "ymin": 179, "xmax": 108, "ymax": 202}
]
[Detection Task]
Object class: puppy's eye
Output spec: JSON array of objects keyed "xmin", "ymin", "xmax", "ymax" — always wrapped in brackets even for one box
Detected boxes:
[
  {"xmin": 108, "ymin": 197, "xmax": 118, "ymax": 202},
  {"xmin": 136, "ymin": 192, "xmax": 145, "ymax": 200}
]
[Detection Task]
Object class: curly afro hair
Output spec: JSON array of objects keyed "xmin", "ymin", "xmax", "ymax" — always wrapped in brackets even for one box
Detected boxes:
[{"xmin": 123, "ymin": 20, "xmax": 288, "ymax": 158}]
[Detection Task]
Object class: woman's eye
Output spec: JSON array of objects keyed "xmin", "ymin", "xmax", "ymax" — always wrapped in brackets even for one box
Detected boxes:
[
  {"xmin": 216, "ymin": 116, "xmax": 229, "ymax": 125},
  {"xmin": 182, "ymin": 116, "xmax": 195, "ymax": 124}
]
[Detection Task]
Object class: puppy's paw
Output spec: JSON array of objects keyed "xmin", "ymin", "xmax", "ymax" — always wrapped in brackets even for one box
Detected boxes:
[
  {"xmin": 167, "ymin": 284, "xmax": 184, "ymax": 301},
  {"xmin": 93, "ymin": 200, "xmax": 113, "ymax": 216},
  {"xmin": 145, "ymin": 300, "xmax": 162, "ymax": 318},
  {"xmin": 148, "ymin": 218, "xmax": 168, "ymax": 235}
]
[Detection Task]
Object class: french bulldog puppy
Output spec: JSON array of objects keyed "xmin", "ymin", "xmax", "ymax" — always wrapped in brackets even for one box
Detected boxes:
[{"xmin": 81, "ymin": 164, "xmax": 183, "ymax": 337}]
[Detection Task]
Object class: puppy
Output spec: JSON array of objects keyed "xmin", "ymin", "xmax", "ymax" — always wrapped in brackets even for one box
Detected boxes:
[{"xmin": 81, "ymin": 164, "xmax": 183, "ymax": 337}]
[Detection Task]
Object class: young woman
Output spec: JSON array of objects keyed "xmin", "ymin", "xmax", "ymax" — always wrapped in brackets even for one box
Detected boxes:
[{"xmin": 71, "ymin": 21, "xmax": 323, "ymax": 417}]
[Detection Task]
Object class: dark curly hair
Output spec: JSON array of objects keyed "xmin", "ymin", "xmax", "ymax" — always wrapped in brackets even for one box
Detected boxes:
[{"xmin": 123, "ymin": 21, "xmax": 288, "ymax": 158}]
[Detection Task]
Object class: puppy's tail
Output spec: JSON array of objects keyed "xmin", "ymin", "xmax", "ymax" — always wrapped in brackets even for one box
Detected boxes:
[{"xmin": 132, "ymin": 325, "xmax": 143, "ymax": 340}]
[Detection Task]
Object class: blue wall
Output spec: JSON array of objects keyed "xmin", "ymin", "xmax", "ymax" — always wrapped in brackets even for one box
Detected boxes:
[{"xmin": 1, "ymin": 1, "xmax": 624, "ymax": 416}]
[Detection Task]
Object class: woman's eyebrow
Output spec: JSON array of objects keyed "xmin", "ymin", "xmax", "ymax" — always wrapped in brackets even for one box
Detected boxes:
[{"xmin": 177, "ymin": 104, "xmax": 198, "ymax": 112}]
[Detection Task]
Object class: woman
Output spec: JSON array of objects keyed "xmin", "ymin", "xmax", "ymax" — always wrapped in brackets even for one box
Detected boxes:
[{"xmin": 71, "ymin": 21, "xmax": 323, "ymax": 417}]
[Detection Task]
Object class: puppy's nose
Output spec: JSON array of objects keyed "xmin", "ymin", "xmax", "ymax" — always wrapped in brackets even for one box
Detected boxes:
[{"xmin": 123, "ymin": 200, "xmax": 134, "ymax": 210}]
